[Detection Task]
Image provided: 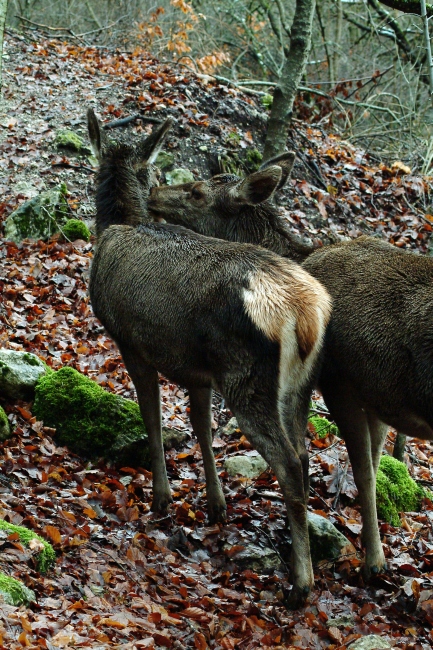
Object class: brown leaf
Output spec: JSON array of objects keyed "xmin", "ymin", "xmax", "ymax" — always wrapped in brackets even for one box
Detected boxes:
[{"xmin": 44, "ymin": 525, "xmax": 62, "ymax": 545}]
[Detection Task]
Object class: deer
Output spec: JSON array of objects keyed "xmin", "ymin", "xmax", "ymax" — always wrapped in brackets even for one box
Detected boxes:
[
  {"xmin": 148, "ymin": 152, "xmax": 433, "ymax": 583},
  {"xmin": 86, "ymin": 109, "xmax": 332, "ymax": 608}
]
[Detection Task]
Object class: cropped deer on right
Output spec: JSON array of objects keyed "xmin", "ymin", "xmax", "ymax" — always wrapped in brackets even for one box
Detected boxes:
[{"xmin": 148, "ymin": 153, "xmax": 433, "ymax": 581}]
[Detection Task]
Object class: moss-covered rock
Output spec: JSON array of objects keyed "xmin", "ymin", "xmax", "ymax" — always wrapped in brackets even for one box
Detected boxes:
[
  {"xmin": 376, "ymin": 456, "xmax": 425, "ymax": 525},
  {"xmin": 0, "ymin": 349, "xmax": 50, "ymax": 400},
  {"xmin": 4, "ymin": 183, "xmax": 69, "ymax": 243},
  {"xmin": 155, "ymin": 150, "xmax": 175, "ymax": 170},
  {"xmin": 55, "ymin": 129, "xmax": 88, "ymax": 152},
  {"xmin": 33, "ymin": 367, "xmax": 149, "ymax": 467},
  {"xmin": 308, "ymin": 414, "xmax": 340, "ymax": 438},
  {"xmin": 245, "ymin": 148, "xmax": 263, "ymax": 172},
  {"xmin": 0, "ymin": 520, "xmax": 55, "ymax": 572},
  {"xmin": 0, "ymin": 406, "xmax": 10, "ymax": 441},
  {"xmin": 166, "ymin": 168, "xmax": 195, "ymax": 185},
  {"xmin": 0, "ymin": 573, "xmax": 36, "ymax": 606},
  {"xmin": 61, "ymin": 218, "xmax": 91, "ymax": 243}
]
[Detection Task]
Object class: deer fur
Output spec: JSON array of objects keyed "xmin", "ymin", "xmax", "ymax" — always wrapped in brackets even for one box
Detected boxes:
[
  {"xmin": 87, "ymin": 110, "xmax": 331, "ymax": 608},
  {"xmin": 148, "ymin": 153, "xmax": 433, "ymax": 581}
]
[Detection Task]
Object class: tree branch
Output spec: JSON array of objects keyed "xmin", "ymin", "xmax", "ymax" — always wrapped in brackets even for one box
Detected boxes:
[{"xmin": 378, "ymin": 0, "xmax": 433, "ymax": 17}]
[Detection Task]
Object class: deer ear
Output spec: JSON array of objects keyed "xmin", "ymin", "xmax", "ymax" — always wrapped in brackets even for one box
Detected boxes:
[
  {"xmin": 233, "ymin": 166, "xmax": 282, "ymax": 205},
  {"xmin": 259, "ymin": 152, "xmax": 296, "ymax": 190},
  {"xmin": 140, "ymin": 118, "xmax": 175, "ymax": 164},
  {"xmin": 87, "ymin": 108, "xmax": 105, "ymax": 161}
]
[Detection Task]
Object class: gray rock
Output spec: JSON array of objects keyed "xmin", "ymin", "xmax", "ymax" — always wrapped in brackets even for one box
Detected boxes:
[
  {"xmin": 225, "ymin": 454, "xmax": 268, "ymax": 479},
  {"xmin": 219, "ymin": 417, "xmax": 240, "ymax": 437},
  {"xmin": 155, "ymin": 151, "xmax": 175, "ymax": 170},
  {"xmin": 348, "ymin": 636, "xmax": 391, "ymax": 650},
  {"xmin": 307, "ymin": 512, "xmax": 351, "ymax": 562},
  {"xmin": 326, "ymin": 614, "xmax": 354, "ymax": 629},
  {"xmin": 162, "ymin": 426, "xmax": 189, "ymax": 450},
  {"xmin": 229, "ymin": 543, "xmax": 281, "ymax": 573},
  {"xmin": 4, "ymin": 183, "xmax": 69, "ymax": 243},
  {"xmin": 0, "ymin": 349, "xmax": 49, "ymax": 400},
  {"xmin": 0, "ymin": 407, "xmax": 10, "ymax": 441},
  {"xmin": 166, "ymin": 168, "xmax": 195, "ymax": 185},
  {"xmin": 15, "ymin": 181, "xmax": 43, "ymax": 199}
]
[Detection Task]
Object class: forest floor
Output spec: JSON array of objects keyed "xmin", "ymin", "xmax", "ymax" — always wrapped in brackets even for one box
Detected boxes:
[{"xmin": 1, "ymin": 29, "xmax": 433, "ymax": 650}]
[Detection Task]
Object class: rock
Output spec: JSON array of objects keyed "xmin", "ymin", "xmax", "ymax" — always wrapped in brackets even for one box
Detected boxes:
[
  {"xmin": 162, "ymin": 427, "xmax": 189, "ymax": 450},
  {"xmin": 166, "ymin": 168, "xmax": 195, "ymax": 185},
  {"xmin": 155, "ymin": 150, "xmax": 175, "ymax": 170},
  {"xmin": 0, "ymin": 519, "xmax": 55, "ymax": 572},
  {"xmin": 326, "ymin": 615, "xmax": 354, "ymax": 629},
  {"xmin": 33, "ymin": 366, "xmax": 150, "ymax": 467},
  {"xmin": 218, "ymin": 417, "xmax": 240, "ymax": 437},
  {"xmin": 0, "ymin": 349, "xmax": 49, "ymax": 400},
  {"xmin": 4, "ymin": 183, "xmax": 69, "ymax": 243},
  {"xmin": 15, "ymin": 180, "xmax": 43, "ymax": 199},
  {"xmin": 0, "ymin": 573, "xmax": 36, "ymax": 606},
  {"xmin": 225, "ymin": 454, "xmax": 268, "ymax": 479},
  {"xmin": 229, "ymin": 543, "xmax": 281, "ymax": 573},
  {"xmin": 307, "ymin": 512, "xmax": 350, "ymax": 563},
  {"xmin": 55, "ymin": 129, "xmax": 88, "ymax": 152},
  {"xmin": 60, "ymin": 218, "xmax": 91, "ymax": 243},
  {"xmin": 348, "ymin": 635, "xmax": 391, "ymax": 649},
  {"xmin": 0, "ymin": 407, "xmax": 10, "ymax": 441}
]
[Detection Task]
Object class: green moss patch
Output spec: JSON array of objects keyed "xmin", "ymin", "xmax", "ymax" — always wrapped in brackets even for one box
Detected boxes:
[
  {"xmin": 33, "ymin": 367, "xmax": 149, "ymax": 467},
  {"xmin": 308, "ymin": 413, "xmax": 340, "ymax": 438},
  {"xmin": 0, "ymin": 406, "xmax": 10, "ymax": 441},
  {"xmin": 0, "ymin": 573, "xmax": 36, "ymax": 606},
  {"xmin": 0, "ymin": 520, "xmax": 55, "ymax": 573},
  {"xmin": 61, "ymin": 219, "xmax": 91, "ymax": 242},
  {"xmin": 376, "ymin": 456, "xmax": 425, "ymax": 526},
  {"xmin": 245, "ymin": 149, "xmax": 263, "ymax": 172},
  {"xmin": 55, "ymin": 129, "xmax": 86, "ymax": 152}
]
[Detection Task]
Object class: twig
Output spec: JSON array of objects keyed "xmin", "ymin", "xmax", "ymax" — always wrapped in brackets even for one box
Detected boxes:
[
  {"xmin": 308, "ymin": 438, "xmax": 342, "ymax": 460},
  {"xmin": 76, "ymin": 16, "xmax": 127, "ymax": 38}
]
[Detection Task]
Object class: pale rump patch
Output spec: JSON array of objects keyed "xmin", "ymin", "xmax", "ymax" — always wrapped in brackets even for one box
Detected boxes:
[{"xmin": 243, "ymin": 261, "xmax": 331, "ymax": 358}]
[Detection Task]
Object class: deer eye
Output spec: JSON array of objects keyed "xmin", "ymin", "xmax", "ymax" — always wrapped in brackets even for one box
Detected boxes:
[{"xmin": 191, "ymin": 187, "xmax": 203, "ymax": 200}]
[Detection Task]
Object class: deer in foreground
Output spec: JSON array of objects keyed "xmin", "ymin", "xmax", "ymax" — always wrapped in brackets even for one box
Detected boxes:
[
  {"xmin": 148, "ymin": 154, "xmax": 433, "ymax": 581},
  {"xmin": 87, "ymin": 109, "xmax": 332, "ymax": 608}
]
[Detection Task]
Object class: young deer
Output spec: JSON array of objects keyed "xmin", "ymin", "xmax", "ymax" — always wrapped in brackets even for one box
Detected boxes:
[
  {"xmin": 148, "ymin": 154, "xmax": 433, "ymax": 581},
  {"xmin": 87, "ymin": 110, "xmax": 332, "ymax": 608}
]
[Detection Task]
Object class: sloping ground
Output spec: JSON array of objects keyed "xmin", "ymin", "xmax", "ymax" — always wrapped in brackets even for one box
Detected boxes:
[{"xmin": 1, "ymin": 31, "xmax": 433, "ymax": 649}]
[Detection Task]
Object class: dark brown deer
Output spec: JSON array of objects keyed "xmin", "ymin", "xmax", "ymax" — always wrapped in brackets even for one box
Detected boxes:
[
  {"xmin": 87, "ymin": 110, "xmax": 331, "ymax": 608},
  {"xmin": 148, "ymin": 154, "xmax": 433, "ymax": 581}
]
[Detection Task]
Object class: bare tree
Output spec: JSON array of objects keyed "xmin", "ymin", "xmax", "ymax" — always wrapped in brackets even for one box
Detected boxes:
[
  {"xmin": 0, "ymin": 0, "xmax": 7, "ymax": 90},
  {"xmin": 264, "ymin": 0, "xmax": 316, "ymax": 160}
]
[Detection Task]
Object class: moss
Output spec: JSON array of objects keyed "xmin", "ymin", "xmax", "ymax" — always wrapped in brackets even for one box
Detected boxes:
[
  {"xmin": 376, "ymin": 455, "xmax": 425, "ymax": 525},
  {"xmin": 61, "ymin": 219, "xmax": 91, "ymax": 243},
  {"xmin": 308, "ymin": 414, "xmax": 340, "ymax": 438},
  {"xmin": 261, "ymin": 93, "xmax": 273, "ymax": 109},
  {"xmin": 245, "ymin": 148, "xmax": 263, "ymax": 172},
  {"xmin": 33, "ymin": 367, "xmax": 149, "ymax": 467},
  {"xmin": 55, "ymin": 129, "xmax": 85, "ymax": 152},
  {"xmin": 0, "ymin": 520, "xmax": 55, "ymax": 572},
  {"xmin": 0, "ymin": 573, "xmax": 36, "ymax": 606},
  {"xmin": 0, "ymin": 406, "xmax": 10, "ymax": 441}
]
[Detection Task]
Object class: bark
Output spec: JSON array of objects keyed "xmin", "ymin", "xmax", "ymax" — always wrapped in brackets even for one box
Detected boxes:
[
  {"xmin": 0, "ymin": 0, "xmax": 7, "ymax": 91},
  {"xmin": 263, "ymin": 0, "xmax": 315, "ymax": 161},
  {"xmin": 378, "ymin": 0, "xmax": 433, "ymax": 16}
]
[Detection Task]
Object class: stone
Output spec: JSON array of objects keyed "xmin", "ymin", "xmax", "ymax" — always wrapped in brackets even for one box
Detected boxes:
[
  {"xmin": 55, "ymin": 129, "xmax": 88, "ymax": 152},
  {"xmin": 326, "ymin": 614, "xmax": 355, "ymax": 629},
  {"xmin": 4, "ymin": 183, "xmax": 69, "ymax": 243},
  {"xmin": 155, "ymin": 150, "xmax": 175, "ymax": 170},
  {"xmin": 0, "ymin": 574, "xmax": 36, "ymax": 606},
  {"xmin": 225, "ymin": 454, "xmax": 268, "ymax": 479},
  {"xmin": 307, "ymin": 512, "xmax": 351, "ymax": 563},
  {"xmin": 229, "ymin": 543, "xmax": 281, "ymax": 573},
  {"xmin": 0, "ymin": 407, "xmax": 10, "ymax": 441},
  {"xmin": 15, "ymin": 180, "xmax": 43, "ymax": 199},
  {"xmin": 218, "ymin": 417, "xmax": 240, "ymax": 437},
  {"xmin": 348, "ymin": 635, "xmax": 391, "ymax": 649},
  {"xmin": 61, "ymin": 218, "xmax": 91, "ymax": 243},
  {"xmin": 0, "ymin": 349, "xmax": 49, "ymax": 400},
  {"xmin": 162, "ymin": 427, "xmax": 189, "ymax": 450},
  {"xmin": 166, "ymin": 168, "xmax": 195, "ymax": 185}
]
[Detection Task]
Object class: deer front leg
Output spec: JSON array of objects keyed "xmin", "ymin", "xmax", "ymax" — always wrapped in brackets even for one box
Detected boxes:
[
  {"xmin": 188, "ymin": 386, "xmax": 226, "ymax": 523},
  {"xmin": 120, "ymin": 350, "xmax": 171, "ymax": 513}
]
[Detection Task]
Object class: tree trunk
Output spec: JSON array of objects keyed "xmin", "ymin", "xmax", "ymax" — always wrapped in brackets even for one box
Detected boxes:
[
  {"xmin": 0, "ymin": 0, "xmax": 7, "ymax": 91},
  {"xmin": 263, "ymin": 0, "xmax": 316, "ymax": 161}
]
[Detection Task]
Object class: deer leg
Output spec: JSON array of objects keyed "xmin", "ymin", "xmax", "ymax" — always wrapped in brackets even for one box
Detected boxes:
[
  {"xmin": 232, "ymin": 402, "xmax": 313, "ymax": 609},
  {"xmin": 188, "ymin": 386, "xmax": 226, "ymax": 523},
  {"xmin": 119, "ymin": 350, "xmax": 171, "ymax": 514},
  {"xmin": 322, "ymin": 384, "xmax": 386, "ymax": 579}
]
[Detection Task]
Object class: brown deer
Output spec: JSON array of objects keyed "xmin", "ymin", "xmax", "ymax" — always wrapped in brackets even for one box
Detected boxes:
[
  {"xmin": 148, "ymin": 153, "xmax": 433, "ymax": 581},
  {"xmin": 87, "ymin": 110, "xmax": 331, "ymax": 608}
]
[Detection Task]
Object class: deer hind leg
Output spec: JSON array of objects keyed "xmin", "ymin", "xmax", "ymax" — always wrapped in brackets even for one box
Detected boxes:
[
  {"xmin": 188, "ymin": 386, "xmax": 226, "ymax": 523},
  {"xmin": 119, "ymin": 348, "xmax": 171, "ymax": 514},
  {"xmin": 231, "ymin": 393, "xmax": 313, "ymax": 609},
  {"xmin": 322, "ymin": 382, "xmax": 386, "ymax": 579}
]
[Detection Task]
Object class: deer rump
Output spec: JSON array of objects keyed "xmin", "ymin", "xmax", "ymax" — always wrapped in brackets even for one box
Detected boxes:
[{"xmin": 90, "ymin": 222, "xmax": 329, "ymax": 396}]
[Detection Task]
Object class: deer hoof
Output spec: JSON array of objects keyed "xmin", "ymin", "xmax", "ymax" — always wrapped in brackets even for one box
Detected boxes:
[
  {"xmin": 283, "ymin": 584, "xmax": 310, "ymax": 610},
  {"xmin": 363, "ymin": 560, "xmax": 387, "ymax": 581},
  {"xmin": 207, "ymin": 501, "xmax": 227, "ymax": 525},
  {"xmin": 151, "ymin": 492, "xmax": 173, "ymax": 515}
]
